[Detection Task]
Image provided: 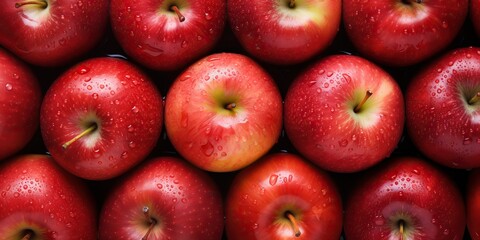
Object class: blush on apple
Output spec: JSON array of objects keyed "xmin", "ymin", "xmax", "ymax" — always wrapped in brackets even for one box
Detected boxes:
[
  {"xmin": 284, "ymin": 54, "xmax": 404, "ymax": 173},
  {"xmin": 165, "ymin": 52, "xmax": 283, "ymax": 172},
  {"xmin": 344, "ymin": 156, "xmax": 466, "ymax": 240},
  {"xmin": 406, "ymin": 46, "xmax": 480, "ymax": 169},
  {"xmin": 40, "ymin": 57, "xmax": 163, "ymax": 180}
]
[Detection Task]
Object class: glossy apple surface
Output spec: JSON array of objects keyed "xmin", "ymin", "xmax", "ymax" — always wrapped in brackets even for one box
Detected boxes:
[
  {"xmin": 472, "ymin": 0, "xmax": 480, "ymax": 37},
  {"xmin": 284, "ymin": 54, "xmax": 404, "ymax": 173},
  {"xmin": 0, "ymin": 48, "xmax": 42, "ymax": 160},
  {"xmin": 0, "ymin": 154, "xmax": 97, "ymax": 240},
  {"xmin": 99, "ymin": 156, "xmax": 224, "ymax": 240},
  {"xmin": 165, "ymin": 52, "xmax": 283, "ymax": 172},
  {"xmin": 40, "ymin": 57, "xmax": 163, "ymax": 180},
  {"xmin": 225, "ymin": 153, "xmax": 343, "ymax": 240},
  {"xmin": 344, "ymin": 156, "xmax": 466, "ymax": 240},
  {"xmin": 110, "ymin": 0, "xmax": 226, "ymax": 71},
  {"xmin": 0, "ymin": 0, "xmax": 109, "ymax": 66},
  {"xmin": 406, "ymin": 47, "xmax": 480, "ymax": 169},
  {"xmin": 227, "ymin": 0, "xmax": 341, "ymax": 65},
  {"xmin": 343, "ymin": 0, "xmax": 468, "ymax": 66}
]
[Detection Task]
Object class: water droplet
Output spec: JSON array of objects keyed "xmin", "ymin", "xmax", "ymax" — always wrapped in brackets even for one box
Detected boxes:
[
  {"xmin": 13, "ymin": 192, "xmax": 20, "ymax": 198},
  {"xmin": 156, "ymin": 184, "xmax": 163, "ymax": 189},
  {"xmin": 181, "ymin": 40, "xmax": 188, "ymax": 48},
  {"xmin": 200, "ymin": 141, "xmax": 214, "ymax": 156},
  {"xmin": 269, "ymin": 174, "xmax": 278, "ymax": 186},
  {"xmin": 342, "ymin": 73, "xmax": 352, "ymax": 83},
  {"xmin": 5, "ymin": 83, "xmax": 12, "ymax": 91},
  {"xmin": 78, "ymin": 67, "xmax": 89, "ymax": 74},
  {"xmin": 131, "ymin": 106, "xmax": 139, "ymax": 113},
  {"xmin": 127, "ymin": 125, "xmax": 135, "ymax": 132},
  {"xmin": 121, "ymin": 151, "xmax": 128, "ymax": 159},
  {"xmin": 339, "ymin": 139, "xmax": 348, "ymax": 147},
  {"xmin": 464, "ymin": 137, "xmax": 472, "ymax": 145},
  {"xmin": 92, "ymin": 93, "xmax": 98, "ymax": 99},
  {"xmin": 129, "ymin": 141, "xmax": 136, "ymax": 148},
  {"xmin": 135, "ymin": 15, "xmax": 142, "ymax": 22},
  {"xmin": 204, "ymin": 12, "xmax": 212, "ymax": 20},
  {"xmin": 180, "ymin": 75, "xmax": 191, "ymax": 81},
  {"xmin": 181, "ymin": 112, "xmax": 188, "ymax": 127}
]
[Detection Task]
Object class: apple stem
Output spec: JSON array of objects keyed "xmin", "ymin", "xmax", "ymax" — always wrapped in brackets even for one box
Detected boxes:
[
  {"xmin": 468, "ymin": 92, "xmax": 480, "ymax": 105},
  {"xmin": 15, "ymin": 0, "xmax": 48, "ymax": 9},
  {"xmin": 288, "ymin": 0, "xmax": 296, "ymax": 8},
  {"xmin": 285, "ymin": 211, "xmax": 301, "ymax": 237},
  {"xmin": 62, "ymin": 123, "xmax": 98, "ymax": 149},
  {"xmin": 21, "ymin": 230, "xmax": 34, "ymax": 240},
  {"xmin": 142, "ymin": 206, "xmax": 157, "ymax": 240},
  {"xmin": 354, "ymin": 90, "xmax": 373, "ymax": 113},
  {"xmin": 399, "ymin": 220, "xmax": 405, "ymax": 240},
  {"xmin": 170, "ymin": 5, "xmax": 185, "ymax": 22},
  {"xmin": 225, "ymin": 102, "xmax": 236, "ymax": 110}
]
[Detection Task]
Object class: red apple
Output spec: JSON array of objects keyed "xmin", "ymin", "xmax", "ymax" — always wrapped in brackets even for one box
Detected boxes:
[
  {"xmin": 344, "ymin": 156, "xmax": 466, "ymax": 240},
  {"xmin": 467, "ymin": 168, "xmax": 480, "ymax": 240},
  {"xmin": 40, "ymin": 57, "xmax": 163, "ymax": 180},
  {"xmin": 98, "ymin": 156, "xmax": 224, "ymax": 240},
  {"xmin": 471, "ymin": 0, "xmax": 480, "ymax": 37},
  {"xmin": 406, "ymin": 46, "xmax": 480, "ymax": 169},
  {"xmin": 165, "ymin": 52, "xmax": 283, "ymax": 172},
  {"xmin": 0, "ymin": 0, "xmax": 109, "ymax": 67},
  {"xmin": 284, "ymin": 54, "xmax": 404, "ymax": 173},
  {"xmin": 0, "ymin": 154, "xmax": 97, "ymax": 239},
  {"xmin": 110, "ymin": 0, "xmax": 226, "ymax": 71},
  {"xmin": 227, "ymin": 0, "xmax": 341, "ymax": 65},
  {"xmin": 343, "ymin": 0, "xmax": 468, "ymax": 67},
  {"xmin": 0, "ymin": 48, "xmax": 42, "ymax": 160},
  {"xmin": 225, "ymin": 153, "xmax": 343, "ymax": 240}
]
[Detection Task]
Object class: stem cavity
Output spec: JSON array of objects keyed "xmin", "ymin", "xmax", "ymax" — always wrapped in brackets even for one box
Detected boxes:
[
  {"xmin": 354, "ymin": 90, "xmax": 373, "ymax": 113},
  {"xmin": 288, "ymin": 0, "xmax": 296, "ymax": 8},
  {"xmin": 62, "ymin": 123, "xmax": 98, "ymax": 149},
  {"xmin": 21, "ymin": 230, "xmax": 34, "ymax": 240},
  {"xmin": 142, "ymin": 206, "xmax": 157, "ymax": 240},
  {"xmin": 224, "ymin": 102, "xmax": 236, "ymax": 110},
  {"xmin": 170, "ymin": 5, "xmax": 185, "ymax": 22},
  {"xmin": 285, "ymin": 211, "xmax": 301, "ymax": 237}
]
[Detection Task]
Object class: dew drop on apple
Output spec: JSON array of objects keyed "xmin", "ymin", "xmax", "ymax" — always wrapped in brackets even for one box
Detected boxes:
[
  {"xmin": 1, "ymin": 191, "xmax": 6, "ymax": 198},
  {"xmin": 200, "ymin": 141, "xmax": 214, "ymax": 156},
  {"xmin": 463, "ymin": 137, "xmax": 472, "ymax": 145},
  {"xmin": 13, "ymin": 192, "xmax": 20, "ymax": 198},
  {"xmin": 204, "ymin": 12, "xmax": 212, "ymax": 20},
  {"xmin": 269, "ymin": 174, "xmax": 278, "ymax": 186},
  {"xmin": 121, "ymin": 151, "xmax": 128, "ymax": 159},
  {"xmin": 5, "ymin": 83, "xmax": 12, "ymax": 91},
  {"xmin": 78, "ymin": 67, "xmax": 89, "ymax": 74},
  {"xmin": 156, "ymin": 183, "xmax": 163, "ymax": 189}
]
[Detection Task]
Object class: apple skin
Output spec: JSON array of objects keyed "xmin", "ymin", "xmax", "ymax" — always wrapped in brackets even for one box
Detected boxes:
[
  {"xmin": 0, "ymin": 0, "xmax": 109, "ymax": 67},
  {"xmin": 406, "ymin": 47, "xmax": 480, "ymax": 169},
  {"xmin": 40, "ymin": 57, "xmax": 163, "ymax": 180},
  {"xmin": 0, "ymin": 154, "xmax": 97, "ymax": 240},
  {"xmin": 344, "ymin": 156, "xmax": 466, "ymax": 240},
  {"xmin": 225, "ymin": 153, "xmax": 343, "ymax": 240},
  {"xmin": 227, "ymin": 0, "xmax": 341, "ymax": 65},
  {"xmin": 98, "ymin": 156, "xmax": 224, "ymax": 240},
  {"xmin": 110, "ymin": 0, "xmax": 226, "ymax": 71},
  {"xmin": 0, "ymin": 48, "xmax": 42, "ymax": 161},
  {"xmin": 343, "ymin": 0, "xmax": 468, "ymax": 67},
  {"xmin": 472, "ymin": 0, "xmax": 480, "ymax": 37},
  {"xmin": 284, "ymin": 54, "xmax": 404, "ymax": 173},
  {"xmin": 165, "ymin": 52, "xmax": 283, "ymax": 172},
  {"xmin": 467, "ymin": 168, "xmax": 480, "ymax": 240}
]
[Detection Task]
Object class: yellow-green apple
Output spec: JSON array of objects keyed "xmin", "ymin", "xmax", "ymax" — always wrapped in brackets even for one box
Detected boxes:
[
  {"xmin": 472, "ymin": 0, "xmax": 480, "ymax": 37},
  {"xmin": 0, "ymin": 48, "xmax": 42, "ymax": 161},
  {"xmin": 227, "ymin": 0, "xmax": 341, "ymax": 65},
  {"xmin": 406, "ymin": 47, "xmax": 480, "ymax": 169},
  {"xmin": 0, "ymin": 154, "xmax": 97, "ymax": 239},
  {"xmin": 0, "ymin": 0, "xmax": 109, "ymax": 67},
  {"xmin": 225, "ymin": 153, "xmax": 343, "ymax": 240},
  {"xmin": 344, "ymin": 156, "xmax": 466, "ymax": 240},
  {"xmin": 98, "ymin": 156, "xmax": 224, "ymax": 240},
  {"xmin": 40, "ymin": 57, "xmax": 163, "ymax": 180},
  {"xmin": 284, "ymin": 54, "xmax": 404, "ymax": 173},
  {"xmin": 165, "ymin": 52, "xmax": 283, "ymax": 172},
  {"xmin": 343, "ymin": 0, "xmax": 468, "ymax": 67},
  {"xmin": 110, "ymin": 0, "xmax": 226, "ymax": 71},
  {"xmin": 467, "ymin": 168, "xmax": 480, "ymax": 240}
]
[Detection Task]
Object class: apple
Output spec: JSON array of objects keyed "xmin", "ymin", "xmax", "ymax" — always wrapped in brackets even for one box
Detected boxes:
[
  {"xmin": 40, "ymin": 57, "xmax": 163, "ymax": 180},
  {"xmin": 471, "ymin": 0, "xmax": 480, "ymax": 37},
  {"xmin": 227, "ymin": 0, "xmax": 341, "ymax": 65},
  {"xmin": 467, "ymin": 168, "xmax": 480, "ymax": 240},
  {"xmin": 342, "ymin": 0, "xmax": 468, "ymax": 67},
  {"xmin": 0, "ymin": 48, "xmax": 42, "ymax": 161},
  {"xmin": 406, "ymin": 46, "xmax": 480, "ymax": 169},
  {"xmin": 98, "ymin": 156, "xmax": 224, "ymax": 240},
  {"xmin": 344, "ymin": 156, "xmax": 466, "ymax": 240},
  {"xmin": 0, "ymin": 0, "xmax": 109, "ymax": 67},
  {"xmin": 225, "ymin": 153, "xmax": 343, "ymax": 240},
  {"xmin": 0, "ymin": 154, "xmax": 97, "ymax": 239},
  {"xmin": 164, "ymin": 52, "xmax": 283, "ymax": 172},
  {"xmin": 284, "ymin": 54, "xmax": 404, "ymax": 173},
  {"xmin": 109, "ymin": 0, "xmax": 226, "ymax": 71}
]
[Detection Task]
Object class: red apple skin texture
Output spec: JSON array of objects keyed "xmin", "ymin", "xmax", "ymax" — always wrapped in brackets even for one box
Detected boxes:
[
  {"xmin": 343, "ymin": 0, "xmax": 468, "ymax": 67},
  {"xmin": 0, "ymin": 48, "xmax": 42, "ymax": 160},
  {"xmin": 0, "ymin": 0, "xmax": 109, "ymax": 67},
  {"xmin": 406, "ymin": 47, "xmax": 480, "ymax": 169},
  {"xmin": 227, "ymin": 0, "xmax": 341, "ymax": 65},
  {"xmin": 0, "ymin": 154, "xmax": 97, "ymax": 239},
  {"xmin": 40, "ymin": 57, "xmax": 163, "ymax": 180},
  {"xmin": 284, "ymin": 54, "xmax": 404, "ymax": 173},
  {"xmin": 472, "ymin": 0, "xmax": 480, "ymax": 37},
  {"xmin": 110, "ymin": 0, "xmax": 226, "ymax": 71},
  {"xmin": 99, "ymin": 156, "xmax": 224, "ymax": 240},
  {"xmin": 165, "ymin": 53, "xmax": 283, "ymax": 172},
  {"xmin": 344, "ymin": 157, "xmax": 466, "ymax": 240},
  {"xmin": 225, "ymin": 153, "xmax": 343, "ymax": 240},
  {"xmin": 468, "ymin": 168, "xmax": 480, "ymax": 240}
]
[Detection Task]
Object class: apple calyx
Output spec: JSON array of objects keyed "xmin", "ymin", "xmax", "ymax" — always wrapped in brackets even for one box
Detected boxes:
[
  {"xmin": 170, "ymin": 5, "xmax": 185, "ymax": 22},
  {"xmin": 468, "ymin": 92, "xmax": 480, "ymax": 105},
  {"xmin": 354, "ymin": 90, "xmax": 373, "ymax": 113},
  {"xmin": 14, "ymin": 0, "xmax": 48, "ymax": 9},
  {"xmin": 21, "ymin": 229, "xmax": 34, "ymax": 240},
  {"xmin": 288, "ymin": 0, "xmax": 296, "ymax": 8},
  {"xmin": 62, "ymin": 123, "xmax": 98, "ymax": 149},
  {"xmin": 142, "ymin": 206, "xmax": 158, "ymax": 240},
  {"xmin": 285, "ymin": 211, "xmax": 301, "ymax": 237}
]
